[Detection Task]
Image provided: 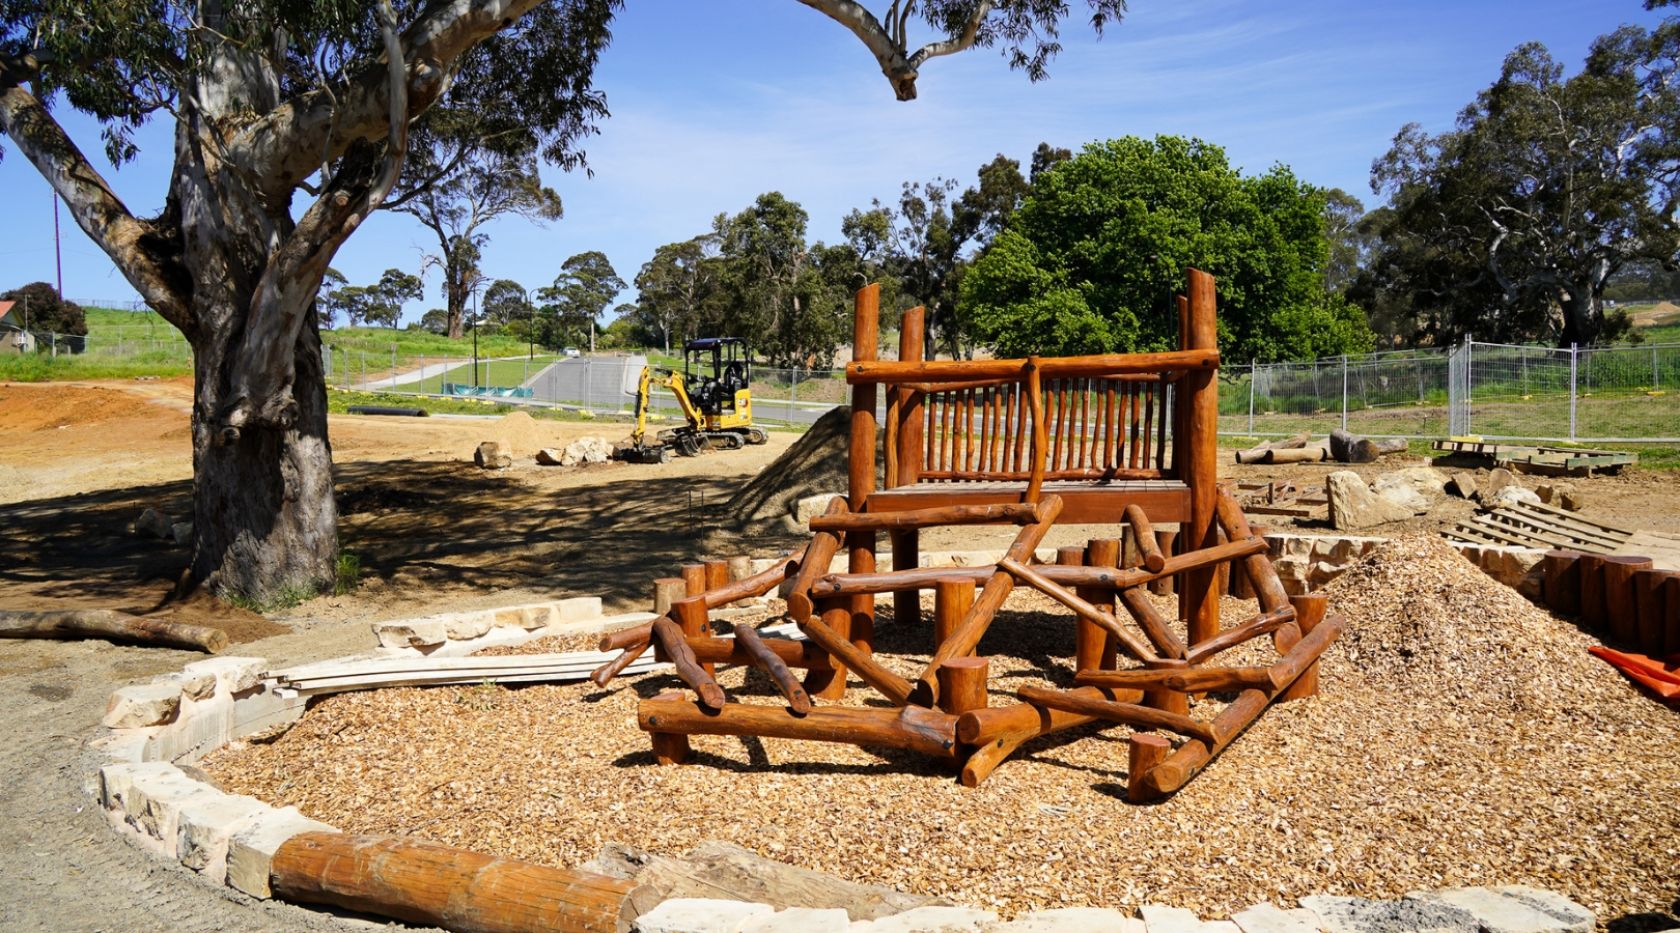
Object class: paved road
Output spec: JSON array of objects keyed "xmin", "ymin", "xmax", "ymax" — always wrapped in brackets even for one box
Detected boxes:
[{"xmin": 523, "ymin": 356, "xmax": 861, "ymax": 427}]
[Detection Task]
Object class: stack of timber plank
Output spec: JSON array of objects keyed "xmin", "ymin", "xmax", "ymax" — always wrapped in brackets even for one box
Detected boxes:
[
  {"xmin": 1430, "ymin": 438, "xmax": 1636, "ymax": 476},
  {"xmin": 1444, "ymin": 501, "xmax": 1633, "ymax": 554},
  {"xmin": 271, "ymin": 623, "xmax": 807, "ymax": 696}
]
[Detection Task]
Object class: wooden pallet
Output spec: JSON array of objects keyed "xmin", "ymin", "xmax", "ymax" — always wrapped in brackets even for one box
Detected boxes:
[
  {"xmin": 1495, "ymin": 447, "xmax": 1636, "ymax": 476},
  {"xmin": 1235, "ymin": 480, "xmax": 1326, "ymax": 519},
  {"xmin": 1443, "ymin": 500, "xmax": 1633, "ymax": 554}
]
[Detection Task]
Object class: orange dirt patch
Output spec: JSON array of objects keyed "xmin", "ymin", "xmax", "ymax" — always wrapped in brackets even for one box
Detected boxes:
[{"xmin": 0, "ymin": 383, "xmax": 160, "ymax": 431}]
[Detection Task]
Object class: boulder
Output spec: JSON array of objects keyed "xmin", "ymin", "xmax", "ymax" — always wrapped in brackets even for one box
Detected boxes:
[
  {"xmin": 1372, "ymin": 466, "xmax": 1449, "ymax": 512},
  {"xmin": 1447, "ymin": 471, "xmax": 1482, "ymax": 499},
  {"xmin": 1327, "ymin": 470, "xmax": 1417, "ymax": 531},
  {"xmin": 792, "ymin": 493, "xmax": 844, "ymax": 525},
  {"xmin": 1488, "ymin": 485, "xmax": 1542, "ymax": 509},
  {"xmin": 535, "ymin": 448, "xmax": 564, "ymax": 466},
  {"xmin": 170, "ymin": 521, "xmax": 194, "ymax": 545},
  {"xmin": 1536, "ymin": 482, "xmax": 1584, "ymax": 511},
  {"xmin": 1477, "ymin": 467, "xmax": 1522, "ymax": 502},
  {"xmin": 474, "ymin": 441, "xmax": 512, "ymax": 469},
  {"xmin": 133, "ymin": 507, "xmax": 173, "ymax": 539}
]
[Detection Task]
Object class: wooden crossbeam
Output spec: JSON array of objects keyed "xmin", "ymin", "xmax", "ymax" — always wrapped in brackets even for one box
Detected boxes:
[
  {"xmin": 809, "ymin": 502, "xmax": 1040, "ymax": 532},
  {"xmin": 1074, "ymin": 665, "xmax": 1277, "ymax": 693},
  {"xmin": 1016, "ymin": 686, "xmax": 1217, "ymax": 744},
  {"xmin": 995, "ymin": 556, "xmax": 1158, "ymax": 663},
  {"xmin": 1184, "ymin": 606, "xmax": 1296, "ymax": 666},
  {"xmin": 734, "ymin": 623, "xmax": 812, "ymax": 714}
]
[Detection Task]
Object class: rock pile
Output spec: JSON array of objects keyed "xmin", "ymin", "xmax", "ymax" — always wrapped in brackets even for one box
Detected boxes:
[{"xmin": 536, "ymin": 437, "xmax": 611, "ymax": 467}]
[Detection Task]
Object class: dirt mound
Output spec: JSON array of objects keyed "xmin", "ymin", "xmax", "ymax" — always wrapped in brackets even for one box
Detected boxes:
[
  {"xmin": 484, "ymin": 410, "xmax": 552, "ymax": 459},
  {"xmin": 0, "ymin": 384, "xmax": 149, "ymax": 432},
  {"xmin": 724, "ymin": 407, "xmax": 871, "ymax": 530}
]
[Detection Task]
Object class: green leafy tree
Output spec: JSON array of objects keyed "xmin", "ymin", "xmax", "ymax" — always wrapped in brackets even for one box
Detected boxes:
[
  {"xmin": 316, "ymin": 269, "xmax": 348, "ymax": 330},
  {"xmin": 361, "ymin": 269, "xmax": 422, "ymax": 329},
  {"xmin": 1322, "ymin": 188, "xmax": 1372, "ymax": 295},
  {"xmin": 419, "ymin": 308, "xmax": 450, "ymax": 335},
  {"xmin": 711, "ymin": 192, "xmax": 840, "ymax": 367},
  {"xmin": 961, "ymin": 135, "xmax": 1373, "ymax": 362},
  {"xmin": 1, "ymin": 281, "xmax": 85, "ymax": 336},
  {"xmin": 633, "ymin": 236, "xmax": 719, "ymax": 353},
  {"xmin": 481, "ymin": 278, "xmax": 534, "ymax": 335},
  {"xmin": 0, "ymin": 0, "xmax": 1131, "ymax": 602},
  {"xmin": 538, "ymin": 251, "xmax": 623, "ymax": 352},
  {"xmin": 1356, "ymin": 22, "xmax": 1680, "ymax": 346}
]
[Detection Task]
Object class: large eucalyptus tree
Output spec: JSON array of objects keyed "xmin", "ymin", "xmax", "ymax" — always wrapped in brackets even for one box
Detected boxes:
[{"xmin": 0, "ymin": 0, "xmax": 1127, "ymax": 603}]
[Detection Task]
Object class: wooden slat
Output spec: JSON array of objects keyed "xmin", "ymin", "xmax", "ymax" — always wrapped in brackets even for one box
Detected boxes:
[
  {"xmin": 1128, "ymin": 379, "xmax": 1143, "ymax": 470},
  {"xmin": 846, "ymin": 348, "xmax": 1220, "ymax": 383}
]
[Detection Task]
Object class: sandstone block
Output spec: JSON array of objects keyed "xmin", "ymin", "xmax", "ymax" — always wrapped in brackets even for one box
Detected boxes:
[
  {"xmin": 103, "ymin": 681, "xmax": 183, "ymax": 729},
  {"xmin": 633, "ymin": 898, "xmax": 775, "ymax": 933},
  {"xmin": 741, "ymin": 907, "xmax": 851, "ymax": 933},
  {"xmin": 124, "ymin": 762, "xmax": 220, "ymax": 855},
  {"xmin": 1140, "ymin": 904, "xmax": 1205, "ymax": 933},
  {"xmin": 988, "ymin": 906, "xmax": 1143, "ymax": 931},
  {"xmin": 1300, "ymin": 894, "xmax": 1476, "ymax": 933},
  {"xmin": 474, "ymin": 441, "xmax": 512, "ymax": 469},
  {"xmin": 176, "ymin": 793, "xmax": 271, "ymax": 882},
  {"xmin": 1407, "ymin": 886, "xmax": 1592, "ymax": 933},
  {"xmin": 792, "ymin": 492, "xmax": 843, "ymax": 524},
  {"xmin": 226, "ymin": 808, "xmax": 337, "ymax": 898},
  {"xmin": 865, "ymin": 906, "xmax": 1000, "ymax": 932},
  {"xmin": 1327, "ymin": 471, "xmax": 1415, "ymax": 531},
  {"xmin": 1232, "ymin": 902, "xmax": 1324, "ymax": 933},
  {"xmin": 372, "ymin": 618, "xmax": 448, "ymax": 648},
  {"xmin": 179, "ymin": 656, "xmax": 266, "ymax": 696}
]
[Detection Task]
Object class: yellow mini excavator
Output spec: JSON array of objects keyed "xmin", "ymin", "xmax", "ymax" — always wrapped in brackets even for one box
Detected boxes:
[{"xmin": 613, "ymin": 337, "xmax": 769, "ymax": 463}]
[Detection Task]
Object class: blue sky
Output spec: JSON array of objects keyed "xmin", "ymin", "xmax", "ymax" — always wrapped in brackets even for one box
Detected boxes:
[{"xmin": 0, "ymin": 0, "xmax": 1667, "ymax": 323}]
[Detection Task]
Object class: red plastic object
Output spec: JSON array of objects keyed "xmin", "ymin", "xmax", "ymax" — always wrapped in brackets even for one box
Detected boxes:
[{"xmin": 1588, "ymin": 647, "xmax": 1680, "ymax": 704}]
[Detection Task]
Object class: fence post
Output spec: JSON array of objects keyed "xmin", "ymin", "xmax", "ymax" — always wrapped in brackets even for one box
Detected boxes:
[
  {"xmin": 1569, "ymin": 343, "xmax": 1578, "ymax": 441},
  {"xmin": 391, "ymin": 344, "xmax": 396, "ymax": 382},
  {"xmin": 1248, "ymin": 359, "xmax": 1256, "ymax": 435},
  {"xmin": 1340, "ymin": 354, "xmax": 1348, "ymax": 432}
]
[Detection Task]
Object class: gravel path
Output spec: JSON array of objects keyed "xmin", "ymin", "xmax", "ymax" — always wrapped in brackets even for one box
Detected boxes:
[{"xmin": 0, "ymin": 629, "xmax": 424, "ymax": 933}]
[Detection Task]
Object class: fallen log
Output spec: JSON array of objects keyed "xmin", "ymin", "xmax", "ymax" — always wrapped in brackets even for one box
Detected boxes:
[
  {"xmin": 638, "ymin": 696, "xmax": 959, "ymax": 758},
  {"xmin": 1328, "ymin": 428, "xmax": 1408, "ymax": 463},
  {"xmin": 1233, "ymin": 433, "xmax": 1309, "ymax": 464},
  {"xmin": 1264, "ymin": 444, "xmax": 1330, "ymax": 464},
  {"xmin": 0, "ymin": 608, "xmax": 227, "ymax": 653},
  {"xmin": 269, "ymin": 831, "xmax": 638, "ymax": 933}
]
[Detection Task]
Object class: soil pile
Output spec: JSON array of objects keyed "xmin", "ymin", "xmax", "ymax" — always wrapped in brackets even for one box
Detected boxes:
[
  {"xmin": 0, "ymin": 384, "xmax": 146, "ymax": 431},
  {"xmin": 724, "ymin": 406, "xmax": 871, "ymax": 530},
  {"xmin": 485, "ymin": 410, "xmax": 551, "ymax": 459}
]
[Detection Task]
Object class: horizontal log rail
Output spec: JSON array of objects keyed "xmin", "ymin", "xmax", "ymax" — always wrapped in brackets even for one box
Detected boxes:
[
  {"xmin": 809, "ymin": 502, "xmax": 1040, "ymax": 532},
  {"xmin": 639, "ymin": 697, "xmax": 959, "ymax": 758},
  {"xmin": 847, "ymin": 348, "xmax": 1220, "ymax": 384},
  {"xmin": 1074, "ymin": 665, "xmax": 1279, "ymax": 694},
  {"xmin": 897, "ymin": 371, "xmax": 1175, "ymax": 394},
  {"xmin": 810, "ymin": 535, "xmax": 1269, "ymax": 597},
  {"xmin": 1016, "ymin": 685, "xmax": 1218, "ymax": 744}
]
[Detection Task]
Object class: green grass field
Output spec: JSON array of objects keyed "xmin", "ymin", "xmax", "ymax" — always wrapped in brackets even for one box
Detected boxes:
[
  {"xmin": 389, "ymin": 355, "xmax": 562, "ymax": 394},
  {"xmin": 326, "ymin": 389, "xmax": 618, "ymax": 422}
]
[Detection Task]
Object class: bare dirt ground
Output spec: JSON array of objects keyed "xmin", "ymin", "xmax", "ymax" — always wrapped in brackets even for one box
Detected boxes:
[{"xmin": 2, "ymin": 378, "xmax": 1678, "ymax": 930}]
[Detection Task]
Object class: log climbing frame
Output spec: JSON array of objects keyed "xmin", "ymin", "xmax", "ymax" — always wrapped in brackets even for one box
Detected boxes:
[{"xmin": 596, "ymin": 270, "xmax": 1344, "ymax": 801}]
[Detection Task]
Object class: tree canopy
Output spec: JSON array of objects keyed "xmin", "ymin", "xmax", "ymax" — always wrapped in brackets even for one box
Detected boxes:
[
  {"xmin": 1352, "ymin": 21, "xmax": 1680, "ymax": 347},
  {"xmin": 961, "ymin": 136, "xmax": 1372, "ymax": 363},
  {"xmin": 1, "ymin": 281, "xmax": 85, "ymax": 336}
]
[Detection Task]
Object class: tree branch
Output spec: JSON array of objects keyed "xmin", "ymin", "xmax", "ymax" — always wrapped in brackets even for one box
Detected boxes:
[
  {"xmin": 218, "ymin": 1, "xmax": 412, "ymax": 440},
  {"xmin": 795, "ymin": 0, "xmax": 922, "ymax": 99},
  {"xmin": 909, "ymin": 0, "xmax": 993, "ymax": 68},
  {"xmin": 226, "ymin": 0, "xmax": 545, "ymax": 194},
  {"xmin": 0, "ymin": 81, "xmax": 192, "ymax": 331}
]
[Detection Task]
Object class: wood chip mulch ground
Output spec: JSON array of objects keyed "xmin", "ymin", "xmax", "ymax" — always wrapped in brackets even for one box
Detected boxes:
[{"xmin": 202, "ymin": 536, "xmax": 1680, "ymax": 922}]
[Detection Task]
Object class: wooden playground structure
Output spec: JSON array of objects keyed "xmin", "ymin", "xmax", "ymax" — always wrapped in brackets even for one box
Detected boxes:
[{"xmin": 594, "ymin": 270, "xmax": 1344, "ymax": 801}]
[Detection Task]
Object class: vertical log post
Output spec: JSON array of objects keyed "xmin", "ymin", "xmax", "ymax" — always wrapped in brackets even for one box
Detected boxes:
[
  {"xmin": 649, "ymin": 690, "xmax": 691, "ymax": 765},
  {"xmin": 1604, "ymin": 556, "xmax": 1653, "ymax": 643},
  {"xmin": 1149, "ymin": 530, "xmax": 1178, "ymax": 596},
  {"xmin": 1634, "ymin": 569, "xmax": 1670, "ymax": 654},
  {"xmin": 1025, "ymin": 359, "xmax": 1047, "ymax": 503},
  {"xmin": 936, "ymin": 656, "xmax": 990, "ymax": 716},
  {"xmin": 1578, "ymin": 554, "xmax": 1608, "ymax": 630},
  {"xmin": 1127, "ymin": 734, "xmax": 1172, "ymax": 803},
  {"xmin": 1183, "ymin": 268, "xmax": 1221, "ymax": 647},
  {"xmin": 934, "ymin": 579, "xmax": 976, "ymax": 652},
  {"xmin": 1275, "ymin": 592, "xmax": 1327, "ymax": 701},
  {"xmin": 804, "ymin": 596, "xmax": 853, "ymax": 701},
  {"xmin": 849, "ymin": 285, "xmax": 881, "ymax": 640},
  {"xmin": 681, "ymin": 563, "xmax": 707, "ymax": 598},
  {"xmin": 1664, "ymin": 575, "xmax": 1680, "ymax": 656},
  {"xmin": 704, "ymin": 559, "xmax": 730, "ymax": 593},
  {"xmin": 652, "ymin": 577, "xmax": 686, "ymax": 616},
  {"xmin": 1541, "ymin": 550, "xmax": 1583, "ymax": 616},
  {"xmin": 891, "ymin": 306, "xmax": 927, "ymax": 630},
  {"xmin": 1087, "ymin": 538, "xmax": 1122, "ymax": 670}
]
